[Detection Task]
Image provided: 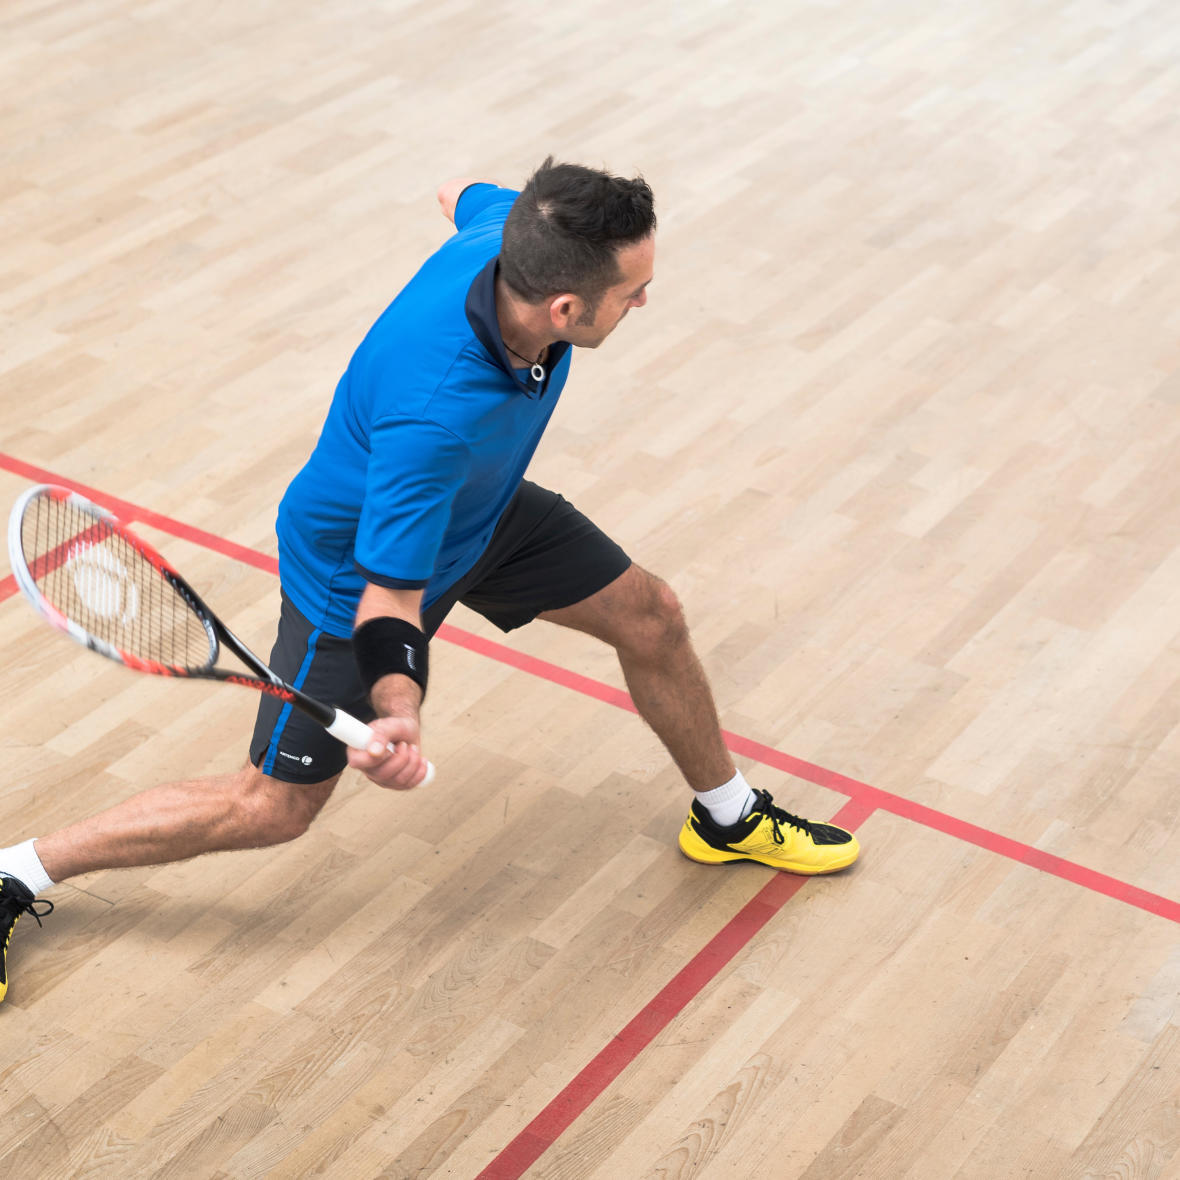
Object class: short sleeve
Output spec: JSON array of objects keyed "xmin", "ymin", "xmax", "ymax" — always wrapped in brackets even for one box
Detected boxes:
[
  {"xmin": 455, "ymin": 184, "xmax": 519, "ymax": 232},
  {"xmin": 353, "ymin": 417, "xmax": 472, "ymax": 588}
]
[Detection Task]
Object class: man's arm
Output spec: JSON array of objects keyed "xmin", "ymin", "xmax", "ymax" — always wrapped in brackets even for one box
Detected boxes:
[
  {"xmin": 355, "ymin": 583, "xmax": 425, "ymax": 712},
  {"xmin": 436, "ymin": 177, "xmax": 496, "ymax": 226},
  {"xmin": 348, "ymin": 583, "xmax": 431, "ymax": 790}
]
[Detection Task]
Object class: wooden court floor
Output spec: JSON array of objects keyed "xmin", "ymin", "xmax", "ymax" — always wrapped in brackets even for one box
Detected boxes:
[{"xmin": 1, "ymin": 0, "xmax": 1178, "ymax": 1176}]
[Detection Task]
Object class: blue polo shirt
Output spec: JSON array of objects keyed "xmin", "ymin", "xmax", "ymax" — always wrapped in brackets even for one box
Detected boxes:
[{"xmin": 276, "ymin": 184, "xmax": 572, "ymax": 636}]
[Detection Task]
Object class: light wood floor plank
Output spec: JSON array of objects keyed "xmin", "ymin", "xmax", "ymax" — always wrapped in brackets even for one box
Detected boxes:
[{"xmin": 3, "ymin": 0, "xmax": 1179, "ymax": 1177}]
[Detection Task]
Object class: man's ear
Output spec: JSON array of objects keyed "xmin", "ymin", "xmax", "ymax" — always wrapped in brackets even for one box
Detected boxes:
[{"xmin": 548, "ymin": 293, "xmax": 581, "ymax": 331}]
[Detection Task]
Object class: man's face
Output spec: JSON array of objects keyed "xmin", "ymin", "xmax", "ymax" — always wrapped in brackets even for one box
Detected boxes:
[{"xmin": 561, "ymin": 235, "xmax": 655, "ymax": 348}]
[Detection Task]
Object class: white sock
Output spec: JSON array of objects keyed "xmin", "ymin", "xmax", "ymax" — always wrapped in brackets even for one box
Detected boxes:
[
  {"xmin": 695, "ymin": 771, "xmax": 757, "ymax": 827},
  {"xmin": 0, "ymin": 839, "xmax": 56, "ymax": 894}
]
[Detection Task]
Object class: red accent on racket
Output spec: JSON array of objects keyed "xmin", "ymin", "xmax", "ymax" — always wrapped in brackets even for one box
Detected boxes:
[{"xmin": 7, "ymin": 484, "xmax": 433, "ymax": 785}]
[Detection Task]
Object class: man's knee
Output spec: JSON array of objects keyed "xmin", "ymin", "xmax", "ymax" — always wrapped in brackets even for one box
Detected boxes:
[
  {"xmin": 229, "ymin": 764, "xmax": 337, "ymax": 848},
  {"xmin": 618, "ymin": 569, "xmax": 690, "ymax": 661},
  {"xmin": 541, "ymin": 563, "xmax": 691, "ymax": 658}
]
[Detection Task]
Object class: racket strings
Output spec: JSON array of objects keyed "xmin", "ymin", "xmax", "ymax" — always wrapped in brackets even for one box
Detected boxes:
[{"xmin": 22, "ymin": 494, "xmax": 215, "ymax": 672}]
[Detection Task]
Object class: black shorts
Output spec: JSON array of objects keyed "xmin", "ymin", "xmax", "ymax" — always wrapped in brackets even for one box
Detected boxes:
[{"xmin": 249, "ymin": 481, "xmax": 631, "ymax": 783}]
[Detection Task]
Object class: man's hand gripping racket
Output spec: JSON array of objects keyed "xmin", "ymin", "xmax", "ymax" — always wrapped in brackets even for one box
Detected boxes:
[{"xmin": 7, "ymin": 484, "xmax": 434, "ymax": 788}]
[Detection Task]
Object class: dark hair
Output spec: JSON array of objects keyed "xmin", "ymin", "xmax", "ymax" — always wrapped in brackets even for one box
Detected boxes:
[{"xmin": 500, "ymin": 157, "xmax": 656, "ymax": 310}]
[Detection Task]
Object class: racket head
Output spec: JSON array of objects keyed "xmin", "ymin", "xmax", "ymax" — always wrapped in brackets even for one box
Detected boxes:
[{"xmin": 7, "ymin": 484, "xmax": 219, "ymax": 676}]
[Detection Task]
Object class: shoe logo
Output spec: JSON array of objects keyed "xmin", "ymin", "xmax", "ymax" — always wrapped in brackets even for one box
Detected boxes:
[
  {"xmin": 278, "ymin": 751, "xmax": 314, "ymax": 766},
  {"xmin": 741, "ymin": 838, "xmax": 787, "ymax": 856}
]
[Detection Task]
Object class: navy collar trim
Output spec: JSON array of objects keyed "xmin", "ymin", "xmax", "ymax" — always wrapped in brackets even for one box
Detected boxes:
[{"xmin": 465, "ymin": 257, "xmax": 569, "ymax": 399}]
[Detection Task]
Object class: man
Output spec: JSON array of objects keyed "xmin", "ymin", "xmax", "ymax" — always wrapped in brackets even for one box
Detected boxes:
[{"xmin": 0, "ymin": 159, "xmax": 858, "ymax": 1003}]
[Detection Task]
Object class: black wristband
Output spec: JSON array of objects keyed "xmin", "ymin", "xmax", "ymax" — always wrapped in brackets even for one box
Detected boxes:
[{"xmin": 353, "ymin": 616, "xmax": 429, "ymax": 701}]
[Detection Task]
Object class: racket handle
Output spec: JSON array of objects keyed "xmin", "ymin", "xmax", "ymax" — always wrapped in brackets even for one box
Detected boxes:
[{"xmin": 326, "ymin": 708, "xmax": 435, "ymax": 786}]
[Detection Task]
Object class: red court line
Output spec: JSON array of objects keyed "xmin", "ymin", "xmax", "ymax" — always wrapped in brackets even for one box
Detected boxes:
[
  {"xmin": 0, "ymin": 453, "xmax": 277, "ymax": 576},
  {"xmin": 4, "ymin": 456, "xmax": 1177, "ymax": 1179},
  {"xmin": 3, "ymin": 452, "xmax": 1176, "ymax": 927},
  {"xmin": 474, "ymin": 796, "xmax": 877, "ymax": 1180},
  {"xmin": 438, "ymin": 625, "xmax": 1180, "ymax": 925},
  {"xmin": 722, "ymin": 734, "xmax": 1180, "ymax": 924},
  {"xmin": 25, "ymin": 519, "xmax": 111, "ymax": 583},
  {"xmin": 475, "ymin": 868, "xmax": 817, "ymax": 1180}
]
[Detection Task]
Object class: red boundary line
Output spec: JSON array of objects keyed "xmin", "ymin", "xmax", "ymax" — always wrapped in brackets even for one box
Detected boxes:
[
  {"xmin": 473, "ymin": 795, "xmax": 879, "ymax": 1180},
  {"xmin": 479, "ymin": 867, "xmax": 816, "ymax": 1180},
  {"xmin": 5, "ymin": 453, "xmax": 1171, "ymax": 924},
  {"xmin": 437, "ymin": 626, "xmax": 1179, "ymax": 924},
  {"xmin": 3, "ymin": 454, "xmax": 1178, "ymax": 1178},
  {"xmin": 0, "ymin": 453, "xmax": 278, "ymax": 576}
]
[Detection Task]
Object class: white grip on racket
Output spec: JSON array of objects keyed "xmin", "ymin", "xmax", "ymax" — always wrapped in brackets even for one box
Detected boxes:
[{"xmin": 326, "ymin": 708, "xmax": 435, "ymax": 786}]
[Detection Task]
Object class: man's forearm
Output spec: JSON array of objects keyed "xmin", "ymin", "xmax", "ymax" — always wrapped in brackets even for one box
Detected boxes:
[
  {"xmin": 354, "ymin": 581, "xmax": 428, "ymax": 718},
  {"xmin": 371, "ymin": 673, "xmax": 423, "ymax": 719}
]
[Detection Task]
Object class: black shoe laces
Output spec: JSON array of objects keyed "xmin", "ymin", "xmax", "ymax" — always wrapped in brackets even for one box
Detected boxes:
[
  {"xmin": 751, "ymin": 790, "xmax": 814, "ymax": 845},
  {"xmin": 0, "ymin": 887, "xmax": 54, "ymax": 935}
]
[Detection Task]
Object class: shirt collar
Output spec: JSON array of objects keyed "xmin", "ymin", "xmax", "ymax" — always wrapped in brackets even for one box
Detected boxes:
[{"xmin": 465, "ymin": 257, "xmax": 569, "ymax": 399}]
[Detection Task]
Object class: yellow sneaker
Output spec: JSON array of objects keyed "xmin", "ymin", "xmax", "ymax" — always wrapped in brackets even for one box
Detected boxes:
[
  {"xmin": 0, "ymin": 874, "xmax": 53, "ymax": 1004},
  {"xmin": 679, "ymin": 789, "xmax": 859, "ymax": 875}
]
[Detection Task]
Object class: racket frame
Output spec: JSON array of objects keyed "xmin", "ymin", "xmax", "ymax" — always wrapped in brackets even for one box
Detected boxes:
[{"xmin": 7, "ymin": 483, "xmax": 425, "ymax": 765}]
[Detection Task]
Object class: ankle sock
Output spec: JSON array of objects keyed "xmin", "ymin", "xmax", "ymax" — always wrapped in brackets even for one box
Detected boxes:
[
  {"xmin": 695, "ymin": 771, "xmax": 756, "ymax": 827},
  {"xmin": 0, "ymin": 839, "xmax": 55, "ymax": 894}
]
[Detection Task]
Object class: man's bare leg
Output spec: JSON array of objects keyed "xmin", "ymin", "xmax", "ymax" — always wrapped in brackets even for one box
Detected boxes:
[
  {"xmin": 31, "ymin": 763, "xmax": 341, "ymax": 883},
  {"xmin": 538, "ymin": 564, "xmax": 735, "ymax": 791},
  {"xmin": 540, "ymin": 564, "xmax": 860, "ymax": 874}
]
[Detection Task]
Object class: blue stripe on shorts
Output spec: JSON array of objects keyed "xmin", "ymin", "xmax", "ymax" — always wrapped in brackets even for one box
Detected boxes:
[{"xmin": 261, "ymin": 627, "xmax": 322, "ymax": 775}]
